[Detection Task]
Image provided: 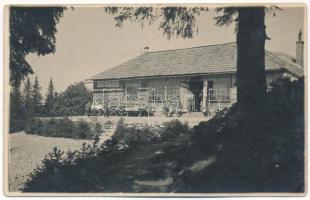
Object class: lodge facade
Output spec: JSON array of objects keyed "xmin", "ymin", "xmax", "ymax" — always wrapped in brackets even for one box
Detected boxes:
[{"xmin": 87, "ymin": 39, "xmax": 304, "ymax": 115}]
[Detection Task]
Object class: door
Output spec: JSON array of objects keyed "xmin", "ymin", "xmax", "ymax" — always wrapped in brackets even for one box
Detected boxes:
[{"xmin": 189, "ymin": 78, "xmax": 204, "ymax": 111}]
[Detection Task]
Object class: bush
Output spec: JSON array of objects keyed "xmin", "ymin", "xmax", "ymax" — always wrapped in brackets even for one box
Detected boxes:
[
  {"xmin": 23, "ymin": 77, "xmax": 305, "ymax": 193},
  {"xmin": 75, "ymin": 120, "xmax": 92, "ymax": 139},
  {"xmin": 160, "ymin": 119, "xmax": 191, "ymax": 140},
  {"xmin": 23, "ymin": 137, "xmax": 121, "ymax": 192},
  {"xmin": 25, "ymin": 117, "xmax": 102, "ymax": 139},
  {"xmin": 52, "ymin": 82, "xmax": 93, "ymax": 116},
  {"xmin": 112, "ymin": 119, "xmax": 191, "ymax": 147},
  {"xmin": 25, "ymin": 118, "xmax": 44, "ymax": 134},
  {"xmin": 54, "ymin": 117, "xmax": 76, "ymax": 138},
  {"xmin": 172, "ymin": 77, "xmax": 305, "ymax": 192},
  {"xmin": 112, "ymin": 119, "xmax": 160, "ymax": 146},
  {"xmin": 94, "ymin": 122, "xmax": 103, "ymax": 134},
  {"xmin": 268, "ymin": 77, "xmax": 304, "ymax": 123}
]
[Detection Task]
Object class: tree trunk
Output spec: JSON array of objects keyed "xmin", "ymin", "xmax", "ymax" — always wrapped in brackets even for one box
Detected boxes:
[{"xmin": 236, "ymin": 7, "xmax": 267, "ymax": 113}]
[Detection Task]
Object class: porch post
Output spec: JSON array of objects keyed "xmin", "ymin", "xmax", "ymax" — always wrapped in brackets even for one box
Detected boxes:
[
  {"xmin": 183, "ymin": 91, "xmax": 188, "ymax": 113},
  {"xmin": 164, "ymin": 86, "xmax": 167, "ymax": 102},
  {"xmin": 202, "ymin": 80, "xmax": 208, "ymax": 113},
  {"xmin": 179, "ymin": 83, "xmax": 188, "ymax": 113},
  {"xmin": 125, "ymin": 88, "xmax": 127, "ymax": 109},
  {"xmin": 102, "ymin": 89, "xmax": 105, "ymax": 106}
]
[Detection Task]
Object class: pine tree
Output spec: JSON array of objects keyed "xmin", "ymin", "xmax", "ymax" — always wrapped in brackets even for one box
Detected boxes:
[
  {"xmin": 10, "ymin": 7, "xmax": 64, "ymax": 85},
  {"xmin": 31, "ymin": 76, "xmax": 43, "ymax": 116},
  {"xmin": 23, "ymin": 77, "xmax": 33, "ymax": 119},
  {"xmin": 44, "ymin": 78, "xmax": 55, "ymax": 116},
  {"xmin": 10, "ymin": 83, "xmax": 24, "ymax": 132}
]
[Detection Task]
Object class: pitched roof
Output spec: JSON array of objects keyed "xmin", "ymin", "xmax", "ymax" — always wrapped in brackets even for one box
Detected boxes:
[{"xmin": 89, "ymin": 42, "xmax": 303, "ymax": 80}]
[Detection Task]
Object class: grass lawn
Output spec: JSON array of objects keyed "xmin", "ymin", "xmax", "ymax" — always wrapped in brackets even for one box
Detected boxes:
[{"xmin": 8, "ymin": 132, "xmax": 92, "ymax": 191}]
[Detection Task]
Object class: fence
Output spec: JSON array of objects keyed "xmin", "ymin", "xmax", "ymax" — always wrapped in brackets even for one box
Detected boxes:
[
  {"xmin": 92, "ymin": 87, "xmax": 232, "ymax": 113},
  {"xmin": 92, "ymin": 87, "xmax": 181, "ymax": 113}
]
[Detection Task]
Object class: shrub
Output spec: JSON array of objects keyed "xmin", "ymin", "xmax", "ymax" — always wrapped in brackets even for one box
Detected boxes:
[
  {"xmin": 25, "ymin": 118, "xmax": 44, "ymax": 134},
  {"xmin": 23, "ymin": 137, "xmax": 123, "ymax": 192},
  {"xmin": 75, "ymin": 120, "xmax": 92, "ymax": 139},
  {"xmin": 267, "ymin": 77, "xmax": 304, "ymax": 123},
  {"xmin": 160, "ymin": 119, "xmax": 191, "ymax": 140},
  {"xmin": 23, "ymin": 77, "xmax": 305, "ymax": 193},
  {"xmin": 54, "ymin": 117, "xmax": 76, "ymax": 138},
  {"xmin": 112, "ymin": 119, "xmax": 159, "ymax": 146},
  {"xmin": 94, "ymin": 122, "xmax": 103, "ymax": 134},
  {"xmin": 172, "ymin": 77, "xmax": 305, "ymax": 193},
  {"xmin": 25, "ymin": 117, "xmax": 102, "ymax": 139}
]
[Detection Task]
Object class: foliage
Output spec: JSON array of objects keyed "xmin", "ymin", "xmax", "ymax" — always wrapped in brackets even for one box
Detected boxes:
[
  {"xmin": 75, "ymin": 120, "xmax": 92, "ymax": 139},
  {"xmin": 9, "ymin": 83, "xmax": 25, "ymax": 132},
  {"xmin": 214, "ymin": 7, "xmax": 238, "ymax": 27},
  {"xmin": 23, "ymin": 138, "xmax": 123, "ymax": 192},
  {"xmin": 22, "ymin": 77, "xmax": 304, "ymax": 193},
  {"xmin": 31, "ymin": 76, "xmax": 43, "ymax": 116},
  {"xmin": 105, "ymin": 6, "xmax": 208, "ymax": 39},
  {"xmin": 112, "ymin": 119, "xmax": 191, "ymax": 147},
  {"xmin": 9, "ymin": 7, "xmax": 64, "ymax": 132},
  {"xmin": 24, "ymin": 117, "xmax": 102, "ymax": 139},
  {"xmin": 9, "ymin": 7, "xmax": 64, "ymax": 85},
  {"xmin": 9, "ymin": 80, "xmax": 93, "ymax": 133},
  {"xmin": 53, "ymin": 82, "xmax": 93, "ymax": 116},
  {"xmin": 172, "ymin": 77, "xmax": 304, "ymax": 192},
  {"xmin": 112, "ymin": 118, "xmax": 160, "ymax": 146},
  {"xmin": 22, "ymin": 77, "xmax": 32, "ymax": 111},
  {"xmin": 268, "ymin": 77, "xmax": 304, "ymax": 119},
  {"xmin": 160, "ymin": 119, "xmax": 191, "ymax": 140},
  {"xmin": 106, "ymin": 6, "xmax": 282, "ymax": 111},
  {"xmin": 43, "ymin": 78, "xmax": 56, "ymax": 116},
  {"xmin": 10, "ymin": 76, "xmax": 45, "ymax": 133},
  {"xmin": 213, "ymin": 6, "xmax": 281, "ymax": 27}
]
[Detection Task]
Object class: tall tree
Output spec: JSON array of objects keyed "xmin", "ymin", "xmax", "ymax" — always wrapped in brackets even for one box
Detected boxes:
[
  {"xmin": 44, "ymin": 78, "xmax": 56, "ymax": 116},
  {"xmin": 9, "ymin": 7, "xmax": 63, "ymax": 132},
  {"xmin": 9, "ymin": 7, "xmax": 64, "ymax": 86},
  {"xmin": 31, "ymin": 76, "xmax": 43, "ymax": 116},
  {"xmin": 106, "ymin": 6, "xmax": 279, "ymax": 112},
  {"xmin": 23, "ymin": 76, "xmax": 33, "ymax": 118},
  {"xmin": 9, "ymin": 83, "xmax": 24, "ymax": 132},
  {"xmin": 236, "ymin": 8, "xmax": 267, "ymax": 111}
]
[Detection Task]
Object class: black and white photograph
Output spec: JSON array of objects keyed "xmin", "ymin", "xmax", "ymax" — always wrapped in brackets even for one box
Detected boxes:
[{"xmin": 3, "ymin": 3, "xmax": 307, "ymax": 196}]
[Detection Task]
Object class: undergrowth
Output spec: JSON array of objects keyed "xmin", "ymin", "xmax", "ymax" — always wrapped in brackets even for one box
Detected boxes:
[
  {"xmin": 23, "ymin": 77, "xmax": 304, "ymax": 193},
  {"xmin": 24, "ymin": 117, "xmax": 102, "ymax": 139}
]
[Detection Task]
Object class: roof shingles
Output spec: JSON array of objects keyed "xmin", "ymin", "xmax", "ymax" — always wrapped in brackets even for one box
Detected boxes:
[{"xmin": 90, "ymin": 42, "xmax": 303, "ymax": 80}]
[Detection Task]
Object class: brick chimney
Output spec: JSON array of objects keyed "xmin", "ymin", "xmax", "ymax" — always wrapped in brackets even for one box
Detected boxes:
[
  {"xmin": 296, "ymin": 29, "xmax": 304, "ymax": 68},
  {"xmin": 143, "ymin": 46, "xmax": 150, "ymax": 53}
]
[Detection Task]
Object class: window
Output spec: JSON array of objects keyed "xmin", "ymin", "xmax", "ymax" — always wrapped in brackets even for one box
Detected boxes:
[
  {"xmin": 125, "ymin": 80, "xmax": 141, "ymax": 100},
  {"xmin": 95, "ymin": 80, "xmax": 119, "ymax": 88},
  {"xmin": 208, "ymin": 88, "xmax": 230, "ymax": 101},
  {"xmin": 141, "ymin": 80, "xmax": 149, "ymax": 88}
]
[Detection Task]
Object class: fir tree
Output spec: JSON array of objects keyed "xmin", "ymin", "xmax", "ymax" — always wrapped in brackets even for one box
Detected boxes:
[
  {"xmin": 31, "ymin": 76, "xmax": 43, "ymax": 116},
  {"xmin": 10, "ymin": 7, "xmax": 64, "ymax": 85},
  {"xmin": 23, "ymin": 77, "xmax": 33, "ymax": 118},
  {"xmin": 44, "ymin": 78, "xmax": 55, "ymax": 116},
  {"xmin": 10, "ymin": 83, "xmax": 24, "ymax": 132}
]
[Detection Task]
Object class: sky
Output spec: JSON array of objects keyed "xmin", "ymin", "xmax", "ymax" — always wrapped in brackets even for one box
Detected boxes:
[{"xmin": 25, "ymin": 5, "xmax": 305, "ymax": 92}]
